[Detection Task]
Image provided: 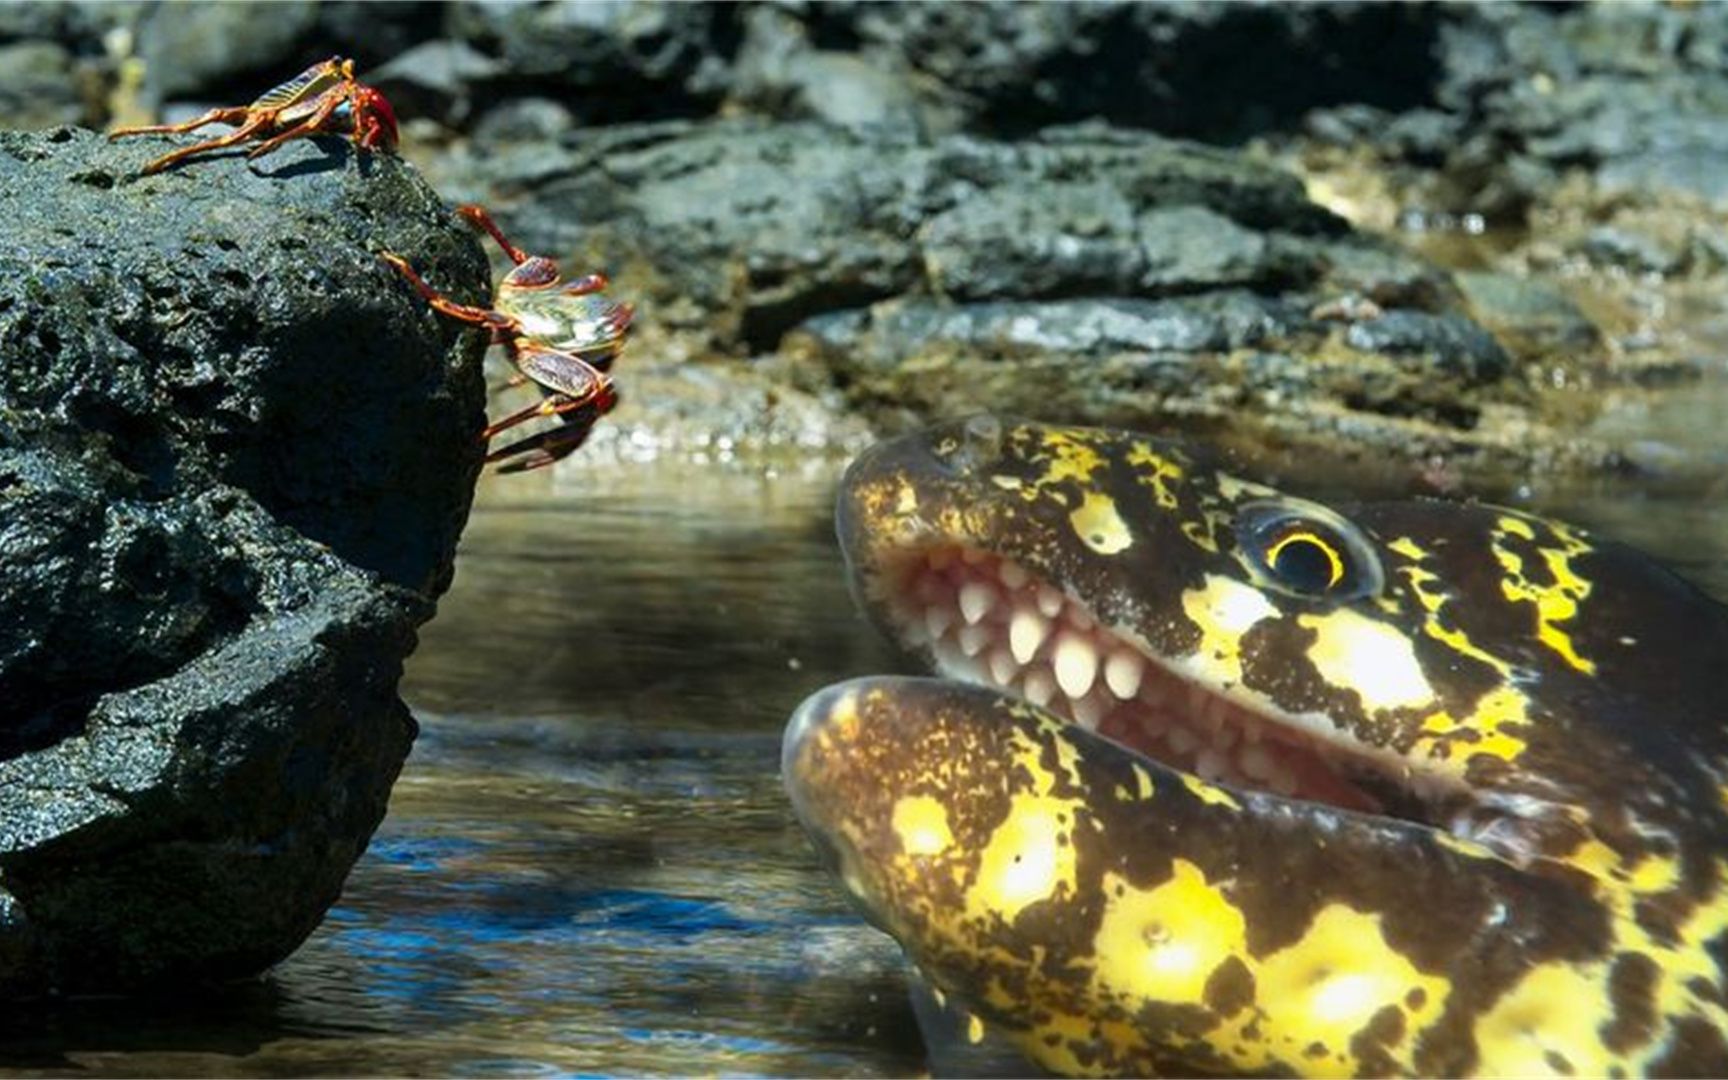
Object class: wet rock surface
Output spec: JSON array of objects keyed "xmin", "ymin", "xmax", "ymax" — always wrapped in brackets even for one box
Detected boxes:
[
  {"xmin": 443, "ymin": 119, "xmax": 1577, "ymax": 466},
  {"xmin": 0, "ymin": 127, "xmax": 489, "ymax": 997}
]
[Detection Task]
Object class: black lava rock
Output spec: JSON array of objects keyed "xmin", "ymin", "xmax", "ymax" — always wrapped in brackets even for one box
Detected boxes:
[
  {"xmin": 455, "ymin": 119, "xmax": 1552, "ymax": 462},
  {"xmin": 0, "ymin": 127, "xmax": 490, "ymax": 998}
]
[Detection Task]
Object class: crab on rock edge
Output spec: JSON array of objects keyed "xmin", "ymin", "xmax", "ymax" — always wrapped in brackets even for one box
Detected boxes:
[
  {"xmin": 382, "ymin": 205, "xmax": 635, "ymax": 473},
  {"xmin": 110, "ymin": 56, "xmax": 398, "ymax": 175}
]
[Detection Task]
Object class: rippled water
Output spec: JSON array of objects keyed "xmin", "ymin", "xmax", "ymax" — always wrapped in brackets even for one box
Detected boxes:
[{"xmin": 5, "ymin": 404, "xmax": 1726, "ymax": 1074}]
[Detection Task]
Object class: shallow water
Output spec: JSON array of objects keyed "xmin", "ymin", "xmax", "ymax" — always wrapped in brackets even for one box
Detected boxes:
[{"xmin": 5, "ymin": 409, "xmax": 1726, "ymax": 1075}]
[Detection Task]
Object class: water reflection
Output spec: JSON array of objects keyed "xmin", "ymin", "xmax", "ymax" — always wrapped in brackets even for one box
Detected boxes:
[{"xmin": 1, "ymin": 456, "xmax": 924, "ymax": 1077}]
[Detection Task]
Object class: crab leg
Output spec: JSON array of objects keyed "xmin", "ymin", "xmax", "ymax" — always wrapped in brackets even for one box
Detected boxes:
[
  {"xmin": 481, "ymin": 384, "xmax": 617, "ymax": 439},
  {"xmin": 109, "ymin": 105, "xmax": 254, "ymax": 137},
  {"xmin": 482, "ymin": 341, "xmax": 618, "ymax": 472},
  {"xmin": 455, "ymin": 205, "xmax": 532, "ymax": 266},
  {"xmin": 243, "ymin": 90, "xmax": 347, "ymax": 159},
  {"xmin": 115, "ymin": 110, "xmax": 276, "ymax": 175},
  {"xmin": 379, "ymin": 253, "xmax": 519, "ymax": 334},
  {"xmin": 486, "ymin": 420, "xmax": 606, "ymax": 474}
]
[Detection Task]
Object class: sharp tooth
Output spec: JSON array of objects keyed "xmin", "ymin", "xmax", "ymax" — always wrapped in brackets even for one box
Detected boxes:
[
  {"xmin": 1009, "ymin": 607, "xmax": 1051, "ymax": 664},
  {"xmin": 1103, "ymin": 649, "xmax": 1144, "ymax": 699},
  {"xmin": 926, "ymin": 606, "xmax": 954, "ymax": 640},
  {"xmin": 915, "ymin": 574, "xmax": 946, "ymax": 604},
  {"xmin": 1167, "ymin": 726, "xmax": 1198, "ymax": 756},
  {"xmin": 958, "ymin": 622, "xmax": 991, "ymax": 657},
  {"xmin": 988, "ymin": 647, "xmax": 1019, "ymax": 686},
  {"xmin": 932, "ymin": 639, "xmax": 966, "ymax": 675},
  {"xmin": 1201, "ymin": 696, "xmax": 1226, "ymax": 733},
  {"xmin": 959, "ymin": 581, "xmax": 996, "ymax": 625},
  {"xmin": 1240, "ymin": 743, "xmax": 1274, "ymax": 780},
  {"xmin": 1196, "ymin": 749, "xmax": 1227, "ymax": 781},
  {"xmin": 1211, "ymin": 723, "xmax": 1238, "ymax": 752},
  {"xmin": 899, "ymin": 617, "xmax": 932, "ymax": 647},
  {"xmin": 1052, "ymin": 634, "xmax": 1098, "ymax": 700},
  {"xmin": 941, "ymin": 647, "xmax": 987, "ymax": 686},
  {"xmin": 1024, "ymin": 668, "xmax": 1057, "ymax": 707},
  {"xmin": 1035, "ymin": 584, "xmax": 1064, "ymax": 618},
  {"xmin": 1072, "ymin": 693, "xmax": 1105, "ymax": 729},
  {"xmin": 1136, "ymin": 708, "xmax": 1168, "ymax": 738},
  {"xmin": 998, "ymin": 559, "xmax": 1029, "ymax": 589}
]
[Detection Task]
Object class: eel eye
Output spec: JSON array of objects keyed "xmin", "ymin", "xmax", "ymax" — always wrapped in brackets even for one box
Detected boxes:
[{"xmin": 1237, "ymin": 499, "xmax": 1383, "ymax": 601}]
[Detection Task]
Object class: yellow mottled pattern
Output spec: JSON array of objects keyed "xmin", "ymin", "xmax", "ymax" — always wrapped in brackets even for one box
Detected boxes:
[
  {"xmin": 1223, "ymin": 898, "xmax": 1451, "ymax": 1071},
  {"xmin": 1473, "ymin": 964, "xmax": 1616, "ymax": 1076},
  {"xmin": 823, "ymin": 421, "xmax": 1728, "ymax": 1077},
  {"xmin": 1243, "ymin": 905, "xmax": 1449, "ymax": 1073},
  {"xmin": 1124, "ymin": 442, "xmax": 1185, "ymax": 509},
  {"xmin": 1070, "ymin": 491, "xmax": 1133, "ymax": 555},
  {"xmin": 1037, "ymin": 431, "xmax": 1107, "ymax": 489},
  {"xmin": 963, "ymin": 720, "xmax": 1086, "ymax": 922},
  {"xmin": 1181, "ymin": 516, "xmax": 1222, "ymax": 553},
  {"xmin": 1113, "ymin": 762, "xmax": 1162, "ymax": 804},
  {"xmin": 1297, "ymin": 608, "xmax": 1435, "ymax": 712},
  {"xmin": 1092, "ymin": 860, "xmax": 1247, "ymax": 1006},
  {"xmin": 893, "ymin": 795, "xmax": 954, "ymax": 857},
  {"xmin": 1461, "ymin": 825, "xmax": 1728, "ymax": 1075},
  {"xmin": 1180, "ymin": 575, "xmax": 1279, "ymax": 691},
  {"xmin": 1217, "ymin": 474, "xmax": 1281, "ymax": 502},
  {"xmin": 967, "ymin": 1013, "xmax": 986, "ymax": 1044},
  {"xmin": 1414, "ymin": 686, "xmax": 1531, "ymax": 769},
  {"xmin": 1392, "ymin": 544, "xmax": 1514, "ymax": 678},
  {"xmin": 1492, "ymin": 514, "xmax": 1597, "ymax": 675},
  {"xmin": 1181, "ymin": 772, "xmax": 1242, "ymax": 810},
  {"xmin": 1432, "ymin": 830, "xmax": 1498, "ymax": 860},
  {"xmin": 1084, "ymin": 860, "xmax": 1448, "ymax": 1076},
  {"xmin": 1386, "ymin": 536, "xmax": 1428, "ymax": 562},
  {"xmin": 1132, "ymin": 763, "xmax": 1156, "ymax": 800},
  {"xmin": 1016, "ymin": 1012, "xmax": 1120, "ymax": 1078},
  {"xmin": 973, "ymin": 798, "xmax": 1074, "ymax": 920}
]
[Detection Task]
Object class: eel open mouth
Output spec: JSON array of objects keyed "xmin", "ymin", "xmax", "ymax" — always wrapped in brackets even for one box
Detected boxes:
[{"xmin": 875, "ymin": 542, "xmax": 1450, "ymax": 825}]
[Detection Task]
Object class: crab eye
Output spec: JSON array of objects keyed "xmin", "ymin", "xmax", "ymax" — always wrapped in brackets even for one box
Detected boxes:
[{"xmin": 1237, "ymin": 499, "xmax": 1383, "ymax": 601}]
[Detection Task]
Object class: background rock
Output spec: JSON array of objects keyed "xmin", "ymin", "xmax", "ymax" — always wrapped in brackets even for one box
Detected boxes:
[
  {"xmin": 441, "ymin": 118, "xmax": 1569, "ymax": 466},
  {"xmin": 8, "ymin": 1, "xmax": 1725, "ymax": 215},
  {"xmin": 0, "ymin": 127, "xmax": 489, "ymax": 997},
  {"xmin": 0, "ymin": 1, "xmax": 1713, "ymax": 476}
]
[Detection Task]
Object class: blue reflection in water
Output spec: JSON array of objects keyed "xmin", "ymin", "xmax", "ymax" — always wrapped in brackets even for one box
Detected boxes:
[
  {"xmin": 566, "ymin": 889, "xmax": 766, "ymax": 938},
  {"xmin": 365, "ymin": 833, "xmax": 489, "ymax": 872},
  {"xmin": 307, "ymin": 828, "xmax": 869, "ymax": 1032}
]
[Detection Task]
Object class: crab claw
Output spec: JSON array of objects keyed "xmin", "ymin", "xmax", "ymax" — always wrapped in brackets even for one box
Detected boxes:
[{"xmin": 354, "ymin": 85, "xmax": 399, "ymax": 150}]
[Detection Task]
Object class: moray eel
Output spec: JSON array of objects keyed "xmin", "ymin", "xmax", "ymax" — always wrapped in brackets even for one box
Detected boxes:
[{"xmin": 783, "ymin": 416, "xmax": 1728, "ymax": 1077}]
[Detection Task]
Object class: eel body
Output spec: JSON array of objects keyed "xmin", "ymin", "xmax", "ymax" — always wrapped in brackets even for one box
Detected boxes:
[{"xmin": 785, "ymin": 416, "xmax": 1728, "ymax": 1077}]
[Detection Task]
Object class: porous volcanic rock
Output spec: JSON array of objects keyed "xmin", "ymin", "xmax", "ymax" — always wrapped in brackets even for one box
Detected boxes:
[
  {"xmin": 452, "ymin": 119, "xmax": 1584, "ymax": 468},
  {"xmin": 0, "ymin": 127, "xmax": 489, "ymax": 997}
]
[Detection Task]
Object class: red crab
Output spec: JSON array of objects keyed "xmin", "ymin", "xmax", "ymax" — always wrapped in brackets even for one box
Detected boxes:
[
  {"xmin": 382, "ymin": 205, "xmax": 635, "ymax": 473},
  {"xmin": 110, "ymin": 56, "xmax": 398, "ymax": 175}
]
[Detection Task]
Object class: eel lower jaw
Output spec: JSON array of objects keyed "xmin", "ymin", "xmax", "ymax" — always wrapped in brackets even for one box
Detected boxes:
[{"xmin": 872, "ymin": 542, "xmax": 1456, "ymax": 831}]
